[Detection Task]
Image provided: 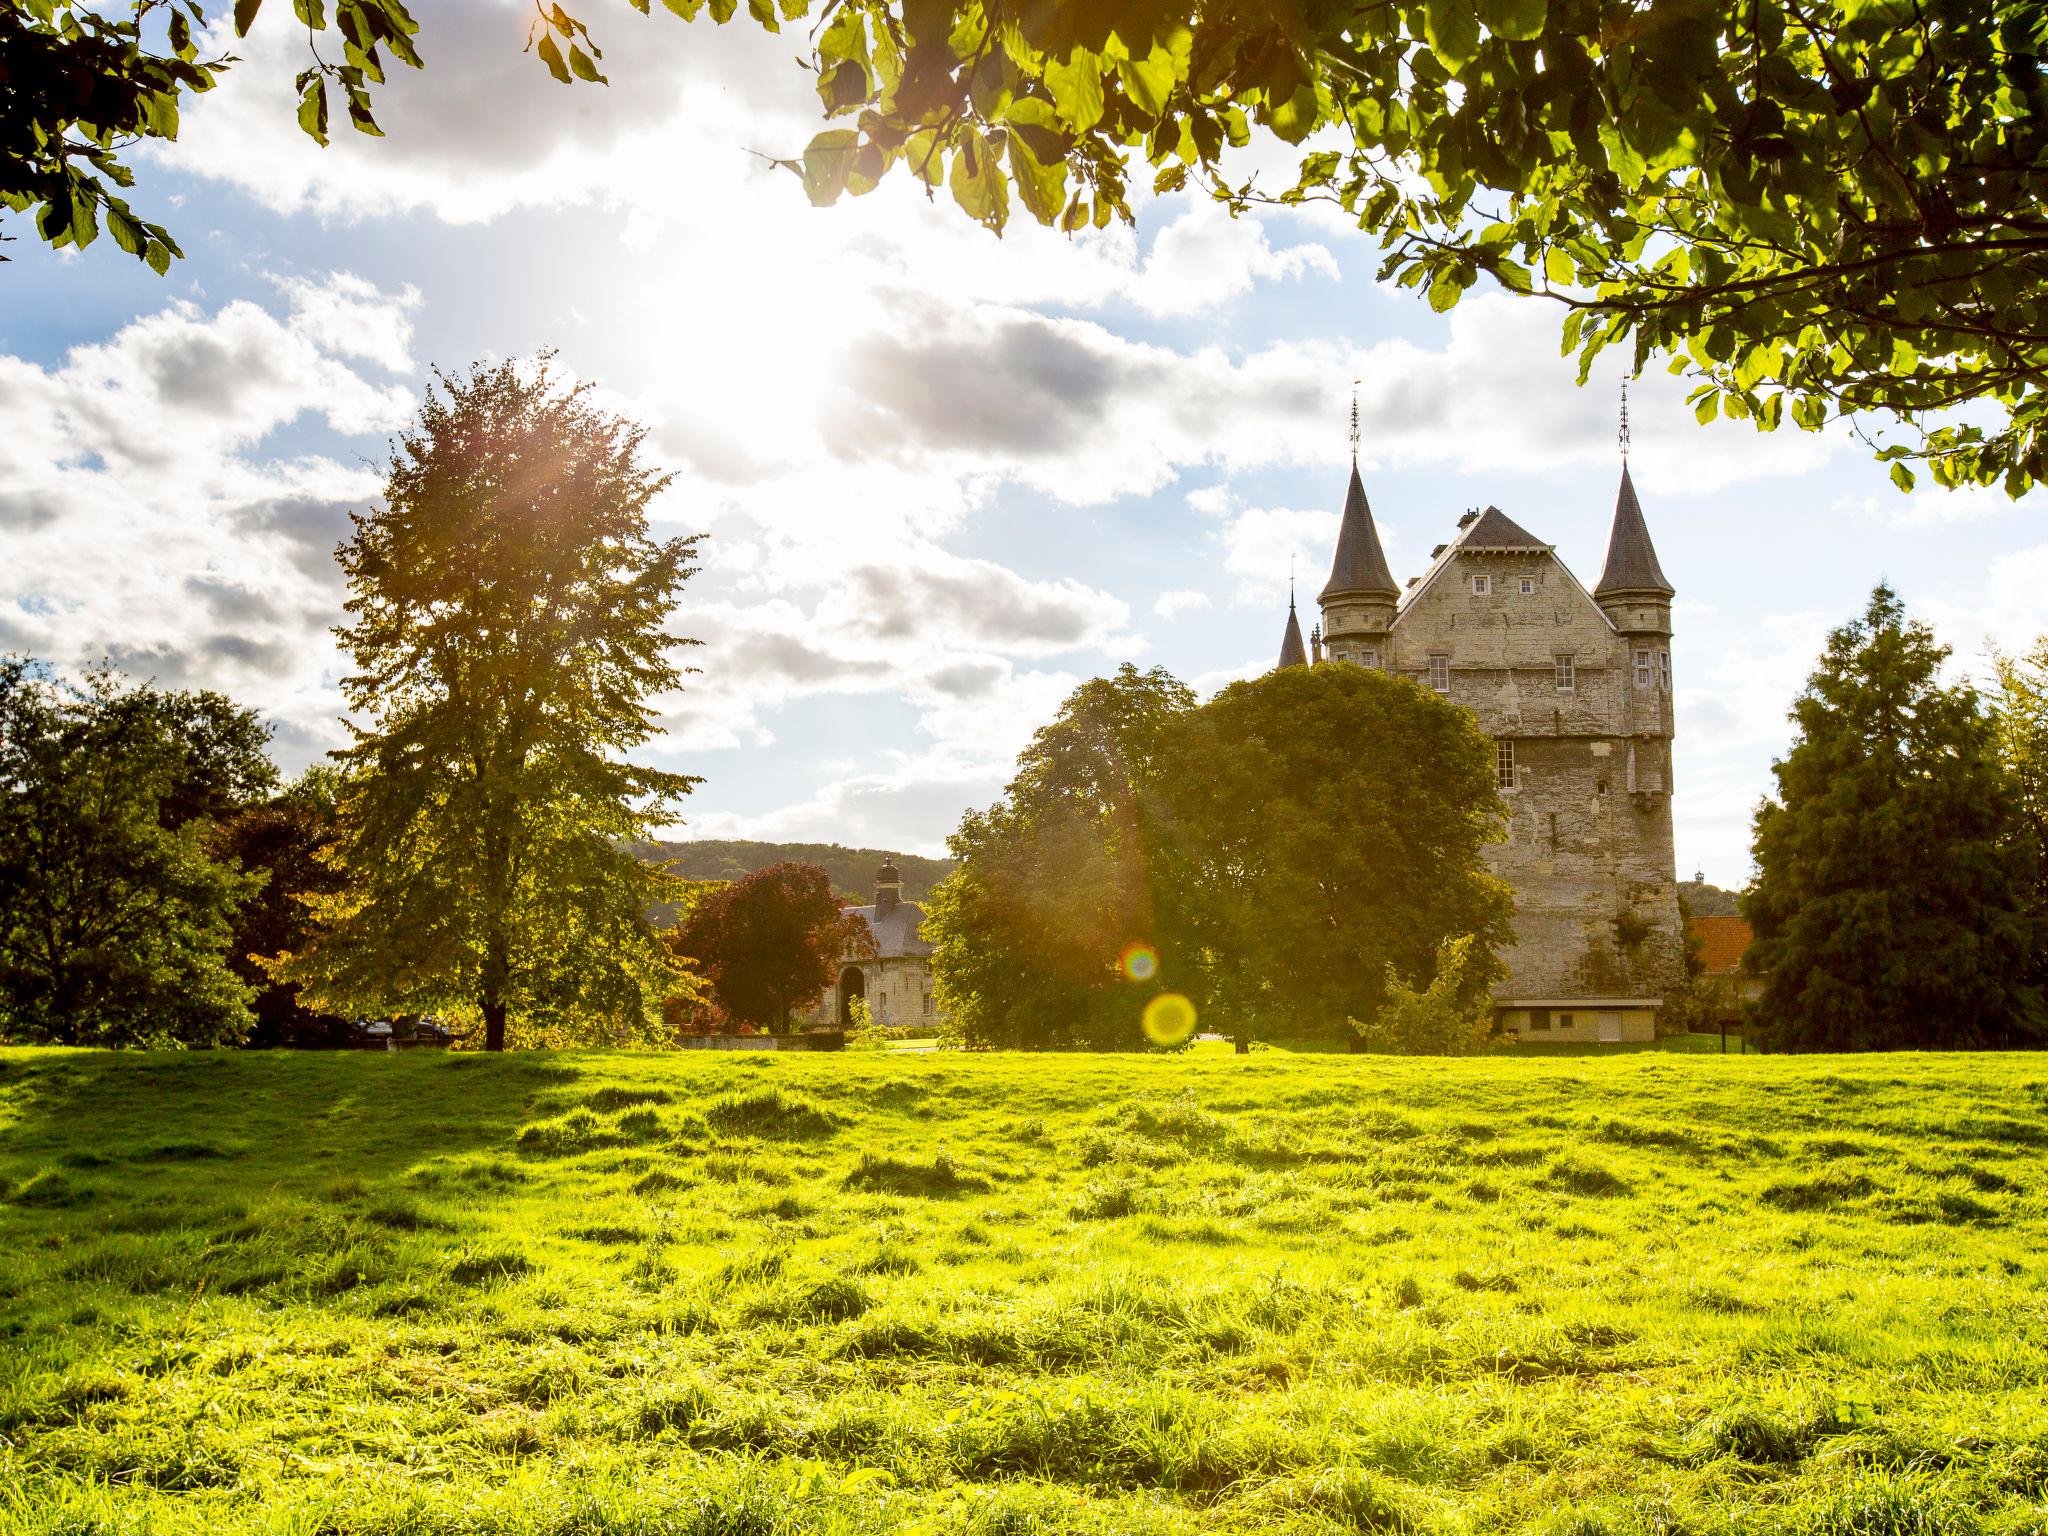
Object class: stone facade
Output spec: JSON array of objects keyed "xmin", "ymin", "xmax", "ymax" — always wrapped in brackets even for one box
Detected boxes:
[
  {"xmin": 1293, "ymin": 463, "xmax": 1683, "ymax": 1038},
  {"xmin": 802, "ymin": 860, "xmax": 944, "ymax": 1030}
]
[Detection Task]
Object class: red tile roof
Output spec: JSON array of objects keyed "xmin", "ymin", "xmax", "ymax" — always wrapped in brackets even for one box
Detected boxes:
[{"xmin": 1689, "ymin": 914, "xmax": 1754, "ymax": 975}]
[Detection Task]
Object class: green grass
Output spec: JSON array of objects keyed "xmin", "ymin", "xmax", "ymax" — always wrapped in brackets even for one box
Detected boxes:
[{"xmin": 1, "ymin": 1048, "xmax": 2045, "ymax": 1536}]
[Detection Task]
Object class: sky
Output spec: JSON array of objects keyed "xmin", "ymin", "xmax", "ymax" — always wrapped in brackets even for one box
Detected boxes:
[{"xmin": 4, "ymin": 3, "xmax": 2044, "ymax": 888}]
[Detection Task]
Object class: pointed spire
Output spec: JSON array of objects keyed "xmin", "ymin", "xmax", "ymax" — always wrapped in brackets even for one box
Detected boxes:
[
  {"xmin": 1594, "ymin": 463, "xmax": 1673, "ymax": 599},
  {"xmin": 1278, "ymin": 582, "xmax": 1308, "ymax": 668},
  {"xmin": 1319, "ymin": 462, "xmax": 1400, "ymax": 603}
]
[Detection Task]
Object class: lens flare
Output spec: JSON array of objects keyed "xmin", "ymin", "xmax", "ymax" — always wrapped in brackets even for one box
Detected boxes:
[
  {"xmin": 1120, "ymin": 943, "xmax": 1159, "ymax": 982},
  {"xmin": 1142, "ymin": 992, "xmax": 1198, "ymax": 1047}
]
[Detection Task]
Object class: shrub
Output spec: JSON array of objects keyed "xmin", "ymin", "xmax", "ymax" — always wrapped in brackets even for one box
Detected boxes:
[{"xmin": 1351, "ymin": 935, "xmax": 1496, "ymax": 1055}]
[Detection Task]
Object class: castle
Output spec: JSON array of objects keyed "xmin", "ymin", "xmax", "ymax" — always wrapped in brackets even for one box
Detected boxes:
[{"xmin": 1279, "ymin": 458, "xmax": 1683, "ymax": 1042}]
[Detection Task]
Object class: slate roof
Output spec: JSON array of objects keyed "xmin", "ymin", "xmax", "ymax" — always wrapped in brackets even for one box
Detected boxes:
[
  {"xmin": 846, "ymin": 900, "xmax": 933, "ymax": 960},
  {"xmin": 1318, "ymin": 463, "xmax": 1400, "ymax": 601},
  {"xmin": 1278, "ymin": 599, "xmax": 1307, "ymax": 668},
  {"xmin": 1688, "ymin": 914, "xmax": 1753, "ymax": 976},
  {"xmin": 1594, "ymin": 466, "xmax": 1673, "ymax": 598},
  {"xmin": 1457, "ymin": 505, "xmax": 1552, "ymax": 552}
]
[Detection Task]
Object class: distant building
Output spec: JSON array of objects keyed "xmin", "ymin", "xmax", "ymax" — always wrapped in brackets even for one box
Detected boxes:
[
  {"xmin": 1280, "ymin": 453, "xmax": 1683, "ymax": 1042},
  {"xmin": 1689, "ymin": 914, "xmax": 1763, "ymax": 1023},
  {"xmin": 804, "ymin": 858, "xmax": 943, "ymax": 1029}
]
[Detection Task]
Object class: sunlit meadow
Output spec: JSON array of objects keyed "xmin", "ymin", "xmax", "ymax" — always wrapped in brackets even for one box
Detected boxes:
[{"xmin": 2, "ymin": 1047, "xmax": 2045, "ymax": 1535}]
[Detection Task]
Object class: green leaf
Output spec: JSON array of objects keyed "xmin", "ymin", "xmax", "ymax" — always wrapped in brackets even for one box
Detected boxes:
[
  {"xmin": 1890, "ymin": 460, "xmax": 1916, "ymax": 492},
  {"xmin": 948, "ymin": 132, "xmax": 1010, "ymax": 231},
  {"xmin": 1116, "ymin": 46, "xmax": 1176, "ymax": 119},
  {"xmin": 145, "ymin": 240, "xmax": 174, "ymax": 276},
  {"xmin": 1427, "ymin": 267, "xmax": 1463, "ymax": 312},
  {"xmin": 800, "ymin": 128, "xmax": 859, "ymax": 206},
  {"xmin": 1044, "ymin": 49, "xmax": 1105, "ymax": 135},
  {"xmin": 1475, "ymin": 0, "xmax": 1545, "ymax": 42},
  {"xmin": 297, "ymin": 80, "xmax": 329, "ymax": 146},
  {"xmin": 108, "ymin": 205, "xmax": 147, "ymax": 257},
  {"xmin": 536, "ymin": 34, "xmax": 572, "ymax": 83},
  {"xmin": 568, "ymin": 43, "xmax": 606, "ymax": 82},
  {"xmin": 1543, "ymin": 248, "xmax": 1573, "ymax": 285},
  {"xmin": 234, "ymin": 0, "xmax": 263, "ymax": 35},
  {"xmin": 1424, "ymin": 0, "xmax": 1481, "ymax": 71}
]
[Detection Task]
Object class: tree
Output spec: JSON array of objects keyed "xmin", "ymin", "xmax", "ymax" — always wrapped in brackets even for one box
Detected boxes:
[
  {"xmin": 1350, "ymin": 934, "xmax": 1497, "ymax": 1055},
  {"xmin": 1744, "ymin": 585, "xmax": 2042, "ymax": 1051},
  {"xmin": 19, "ymin": 1, "xmax": 2047, "ymax": 494},
  {"xmin": 667, "ymin": 862, "xmax": 873, "ymax": 1031},
  {"xmin": 1160, "ymin": 662, "xmax": 1512, "ymax": 1039},
  {"xmin": 924, "ymin": 664, "xmax": 1195, "ymax": 1050},
  {"xmin": 927, "ymin": 660, "xmax": 1511, "ymax": 1047},
  {"xmin": 1992, "ymin": 638, "xmax": 2048, "ymax": 991},
  {"xmin": 277, "ymin": 358, "xmax": 701, "ymax": 1051},
  {"xmin": 214, "ymin": 767, "xmax": 353, "ymax": 1048},
  {"xmin": 0, "ymin": 659, "xmax": 266, "ymax": 1046}
]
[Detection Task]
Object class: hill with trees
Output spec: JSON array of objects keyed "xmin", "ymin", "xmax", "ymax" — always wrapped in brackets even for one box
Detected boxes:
[{"xmin": 642, "ymin": 840, "xmax": 954, "ymax": 904}]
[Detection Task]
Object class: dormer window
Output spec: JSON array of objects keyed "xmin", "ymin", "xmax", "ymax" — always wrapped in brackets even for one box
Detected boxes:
[{"xmin": 1471, "ymin": 574, "xmax": 1492, "ymax": 596}]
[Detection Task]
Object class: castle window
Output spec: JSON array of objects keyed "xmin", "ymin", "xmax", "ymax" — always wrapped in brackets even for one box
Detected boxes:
[
  {"xmin": 1521, "ymin": 578, "xmax": 1536, "ymax": 595},
  {"xmin": 1360, "ymin": 647, "xmax": 1380, "ymax": 669},
  {"xmin": 1428, "ymin": 654, "xmax": 1450, "ymax": 693},
  {"xmin": 923, "ymin": 992, "xmax": 934, "ymax": 1016},
  {"xmin": 1554, "ymin": 654, "xmax": 1576, "ymax": 693},
  {"xmin": 1634, "ymin": 648, "xmax": 1653, "ymax": 688},
  {"xmin": 1471, "ymin": 574, "xmax": 1492, "ymax": 595},
  {"xmin": 1658, "ymin": 650, "xmax": 1672, "ymax": 692},
  {"xmin": 1496, "ymin": 739, "xmax": 1516, "ymax": 790}
]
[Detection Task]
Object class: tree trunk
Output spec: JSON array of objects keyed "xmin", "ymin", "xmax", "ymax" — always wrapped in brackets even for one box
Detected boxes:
[
  {"xmin": 483, "ymin": 997, "xmax": 507, "ymax": 1052},
  {"xmin": 1234, "ymin": 1033, "xmax": 1250, "ymax": 1055}
]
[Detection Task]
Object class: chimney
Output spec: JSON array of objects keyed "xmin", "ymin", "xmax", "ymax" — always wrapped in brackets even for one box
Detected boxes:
[{"xmin": 875, "ymin": 857, "xmax": 901, "ymax": 917}]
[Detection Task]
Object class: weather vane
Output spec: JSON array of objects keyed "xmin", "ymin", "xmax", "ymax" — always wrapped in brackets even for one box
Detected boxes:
[
  {"xmin": 1619, "ymin": 373, "xmax": 1631, "ymax": 464},
  {"xmin": 1349, "ymin": 378, "xmax": 1361, "ymax": 462}
]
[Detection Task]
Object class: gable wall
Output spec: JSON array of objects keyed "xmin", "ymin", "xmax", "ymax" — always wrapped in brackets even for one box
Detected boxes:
[{"xmin": 1372, "ymin": 546, "xmax": 1683, "ymax": 1011}]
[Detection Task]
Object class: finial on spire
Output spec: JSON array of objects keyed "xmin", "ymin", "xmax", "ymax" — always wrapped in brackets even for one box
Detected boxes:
[
  {"xmin": 1349, "ymin": 378, "xmax": 1361, "ymax": 462},
  {"xmin": 1619, "ymin": 373, "xmax": 1631, "ymax": 464},
  {"xmin": 1289, "ymin": 553, "xmax": 1297, "ymax": 609}
]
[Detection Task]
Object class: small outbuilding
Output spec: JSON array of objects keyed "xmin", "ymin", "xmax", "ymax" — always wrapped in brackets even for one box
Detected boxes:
[{"xmin": 804, "ymin": 858, "xmax": 942, "ymax": 1030}]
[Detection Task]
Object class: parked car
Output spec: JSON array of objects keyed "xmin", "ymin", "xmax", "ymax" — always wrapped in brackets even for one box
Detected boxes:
[{"xmin": 347, "ymin": 1015, "xmax": 455, "ymax": 1051}]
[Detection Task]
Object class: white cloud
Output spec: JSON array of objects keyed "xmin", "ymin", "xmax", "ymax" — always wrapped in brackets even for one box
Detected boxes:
[
  {"xmin": 1154, "ymin": 588, "xmax": 1211, "ymax": 619},
  {"xmin": 1129, "ymin": 201, "xmax": 1337, "ymax": 317},
  {"xmin": 0, "ymin": 277, "xmax": 420, "ymax": 765},
  {"xmin": 1839, "ymin": 482, "xmax": 2025, "ymax": 528},
  {"xmin": 1216, "ymin": 506, "xmax": 1341, "ymax": 607}
]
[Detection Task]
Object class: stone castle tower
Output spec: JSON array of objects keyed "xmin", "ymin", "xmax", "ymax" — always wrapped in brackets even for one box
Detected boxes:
[{"xmin": 1281, "ymin": 458, "xmax": 1684, "ymax": 1042}]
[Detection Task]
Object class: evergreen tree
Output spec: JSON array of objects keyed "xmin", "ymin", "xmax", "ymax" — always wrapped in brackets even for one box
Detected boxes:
[
  {"xmin": 0, "ymin": 660, "xmax": 267, "ymax": 1046},
  {"xmin": 280, "ymin": 359, "xmax": 701, "ymax": 1050},
  {"xmin": 1745, "ymin": 586, "xmax": 2042, "ymax": 1051}
]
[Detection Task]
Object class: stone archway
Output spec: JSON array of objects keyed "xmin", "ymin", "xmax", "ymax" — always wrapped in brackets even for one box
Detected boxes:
[{"xmin": 837, "ymin": 966, "xmax": 866, "ymax": 1028}]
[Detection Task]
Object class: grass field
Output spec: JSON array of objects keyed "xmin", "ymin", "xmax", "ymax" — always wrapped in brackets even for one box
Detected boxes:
[{"xmin": 2, "ymin": 1048, "xmax": 2045, "ymax": 1536}]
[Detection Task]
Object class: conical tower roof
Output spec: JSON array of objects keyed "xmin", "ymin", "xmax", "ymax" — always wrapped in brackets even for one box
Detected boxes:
[
  {"xmin": 1594, "ymin": 465, "xmax": 1673, "ymax": 598},
  {"xmin": 1278, "ymin": 595, "xmax": 1307, "ymax": 668},
  {"xmin": 1319, "ymin": 463, "xmax": 1400, "ymax": 602}
]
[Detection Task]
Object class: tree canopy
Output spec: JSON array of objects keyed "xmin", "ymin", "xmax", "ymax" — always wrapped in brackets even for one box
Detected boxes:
[
  {"xmin": 0, "ymin": 659, "xmax": 268, "ymax": 1046},
  {"xmin": 278, "ymin": 358, "xmax": 702, "ymax": 1051},
  {"xmin": 1744, "ymin": 584, "xmax": 2043, "ymax": 1051},
  {"xmin": 926, "ymin": 660, "xmax": 1510, "ymax": 1048},
  {"xmin": 667, "ymin": 861, "xmax": 873, "ymax": 1031},
  {"xmin": 15, "ymin": 0, "xmax": 2048, "ymax": 491}
]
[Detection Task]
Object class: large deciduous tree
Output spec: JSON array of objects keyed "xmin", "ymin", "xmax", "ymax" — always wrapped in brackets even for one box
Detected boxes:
[
  {"xmin": 924, "ymin": 665, "xmax": 1195, "ymax": 1050},
  {"xmin": 0, "ymin": 659, "xmax": 268, "ymax": 1046},
  {"xmin": 1744, "ymin": 585, "xmax": 2043, "ymax": 1051},
  {"xmin": 1163, "ymin": 663, "xmax": 1512, "ymax": 1039},
  {"xmin": 279, "ymin": 358, "xmax": 701, "ymax": 1051},
  {"xmin": 667, "ymin": 861, "xmax": 874, "ymax": 1032},
  {"xmin": 18, "ymin": 2, "xmax": 2048, "ymax": 494},
  {"xmin": 926, "ymin": 660, "xmax": 1511, "ymax": 1048}
]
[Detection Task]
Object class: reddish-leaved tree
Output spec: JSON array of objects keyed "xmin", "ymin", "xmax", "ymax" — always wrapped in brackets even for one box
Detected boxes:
[{"xmin": 668, "ymin": 862, "xmax": 873, "ymax": 1032}]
